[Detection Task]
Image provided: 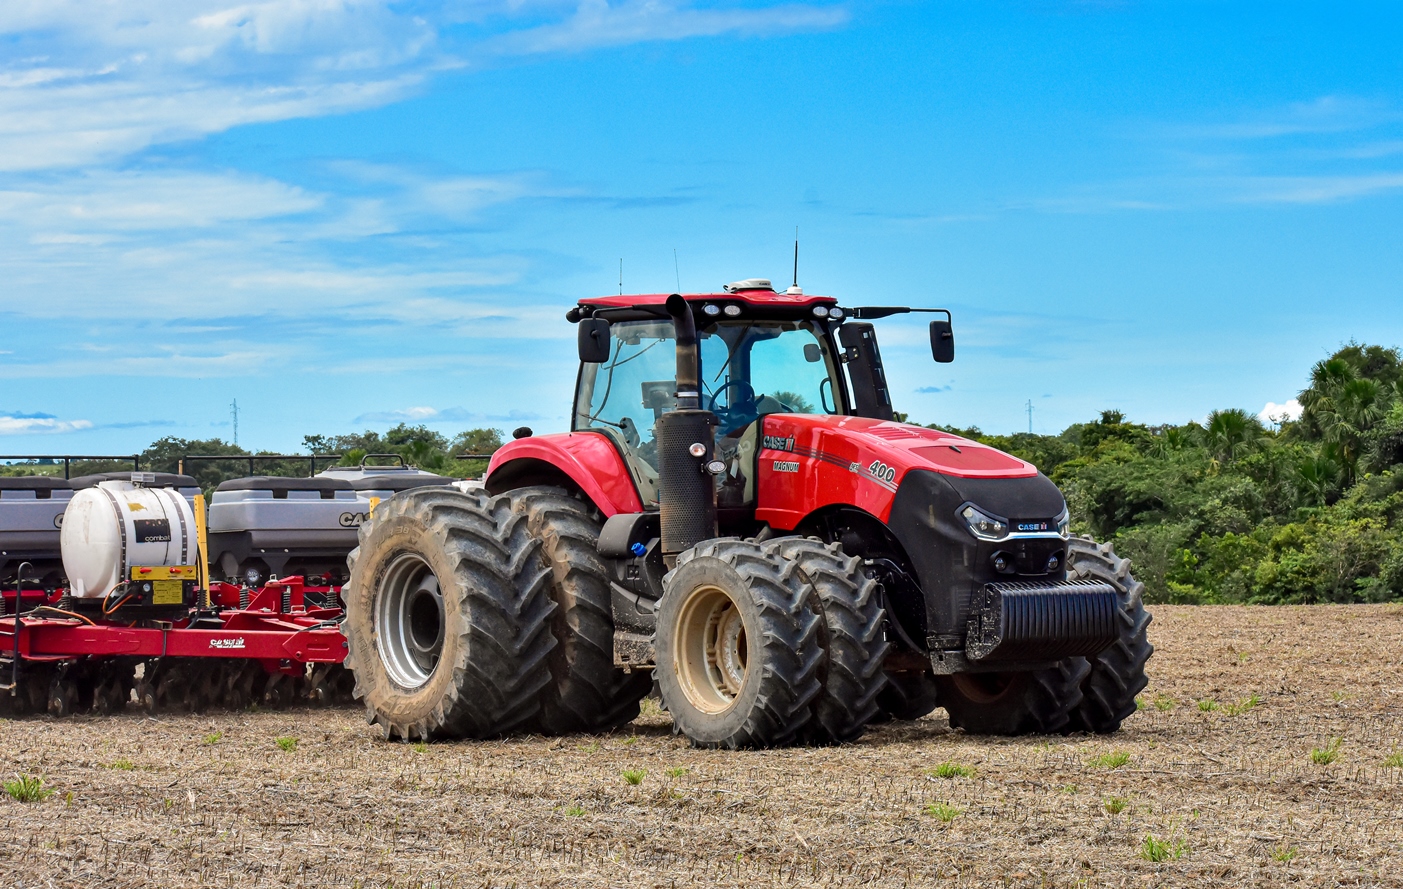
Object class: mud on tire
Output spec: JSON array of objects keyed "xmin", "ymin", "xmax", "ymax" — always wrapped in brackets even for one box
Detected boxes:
[
  {"xmin": 772, "ymin": 537, "xmax": 889, "ymax": 743},
  {"xmin": 1066, "ymin": 537, "xmax": 1153, "ymax": 734},
  {"xmin": 655, "ymin": 539, "xmax": 824, "ymax": 748},
  {"xmin": 342, "ymin": 487, "xmax": 556, "ymax": 741},
  {"xmin": 506, "ymin": 486, "xmax": 652, "ymax": 734}
]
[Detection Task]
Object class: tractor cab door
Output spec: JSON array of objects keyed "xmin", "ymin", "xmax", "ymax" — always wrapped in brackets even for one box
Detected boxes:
[
  {"xmin": 699, "ymin": 321, "xmax": 846, "ymax": 511},
  {"xmin": 573, "ymin": 318, "xmax": 684, "ymax": 509}
]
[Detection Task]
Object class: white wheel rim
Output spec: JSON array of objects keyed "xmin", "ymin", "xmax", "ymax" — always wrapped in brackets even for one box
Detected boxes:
[{"xmin": 673, "ymin": 583, "xmax": 749, "ymax": 714}]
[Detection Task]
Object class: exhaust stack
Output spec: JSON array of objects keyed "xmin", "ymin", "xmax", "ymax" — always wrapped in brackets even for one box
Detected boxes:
[{"xmin": 655, "ymin": 294, "xmax": 717, "ymax": 563}]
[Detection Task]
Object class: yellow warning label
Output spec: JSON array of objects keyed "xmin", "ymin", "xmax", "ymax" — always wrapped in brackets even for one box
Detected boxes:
[
  {"xmin": 130, "ymin": 566, "xmax": 196, "ymax": 581},
  {"xmin": 151, "ymin": 580, "xmax": 184, "ymax": 605}
]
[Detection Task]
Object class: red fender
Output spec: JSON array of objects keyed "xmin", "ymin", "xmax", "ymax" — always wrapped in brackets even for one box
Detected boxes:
[{"xmin": 485, "ymin": 432, "xmax": 643, "ymax": 517}]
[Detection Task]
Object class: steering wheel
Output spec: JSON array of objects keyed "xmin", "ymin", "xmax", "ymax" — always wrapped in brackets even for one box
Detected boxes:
[{"xmin": 707, "ymin": 380, "xmax": 758, "ymax": 433}]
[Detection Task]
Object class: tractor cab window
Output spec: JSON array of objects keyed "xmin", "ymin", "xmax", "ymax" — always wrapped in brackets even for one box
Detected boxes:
[
  {"xmin": 698, "ymin": 321, "xmax": 842, "ymax": 437},
  {"xmin": 574, "ymin": 316, "xmax": 845, "ymax": 509},
  {"xmin": 574, "ymin": 319, "xmax": 677, "ymax": 478}
]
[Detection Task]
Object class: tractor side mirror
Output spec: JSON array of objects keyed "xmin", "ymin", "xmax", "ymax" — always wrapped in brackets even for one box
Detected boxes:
[
  {"xmin": 803, "ymin": 343, "xmax": 821, "ymax": 363},
  {"xmin": 578, "ymin": 317, "xmax": 612, "ymax": 363},
  {"xmin": 929, "ymin": 319, "xmax": 955, "ymax": 364}
]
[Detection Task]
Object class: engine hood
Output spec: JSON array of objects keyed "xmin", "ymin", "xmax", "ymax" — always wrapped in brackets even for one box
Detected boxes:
[{"xmin": 760, "ymin": 414, "xmax": 1038, "ymax": 481}]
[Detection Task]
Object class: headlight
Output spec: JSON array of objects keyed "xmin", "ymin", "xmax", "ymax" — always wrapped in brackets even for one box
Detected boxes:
[
  {"xmin": 1056, "ymin": 507, "xmax": 1069, "ymax": 539},
  {"xmin": 959, "ymin": 504, "xmax": 1008, "ymax": 541}
]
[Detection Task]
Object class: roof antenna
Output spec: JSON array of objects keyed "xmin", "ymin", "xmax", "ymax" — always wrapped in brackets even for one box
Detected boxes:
[
  {"xmin": 619, "ymin": 258, "xmax": 623, "ymax": 296},
  {"xmin": 786, "ymin": 228, "xmax": 802, "ymax": 295},
  {"xmin": 673, "ymin": 248, "xmax": 681, "ymax": 292}
]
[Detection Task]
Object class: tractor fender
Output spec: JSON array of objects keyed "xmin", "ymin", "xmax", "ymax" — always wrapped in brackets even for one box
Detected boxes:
[{"xmin": 484, "ymin": 432, "xmax": 644, "ymax": 517}]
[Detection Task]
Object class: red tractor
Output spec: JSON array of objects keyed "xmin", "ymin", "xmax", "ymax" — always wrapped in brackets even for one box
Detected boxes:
[{"xmin": 341, "ymin": 280, "xmax": 1151, "ymax": 747}]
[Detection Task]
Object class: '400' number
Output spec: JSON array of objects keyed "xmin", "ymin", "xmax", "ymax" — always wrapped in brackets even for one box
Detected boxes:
[{"xmin": 867, "ymin": 460, "xmax": 896, "ymax": 483}]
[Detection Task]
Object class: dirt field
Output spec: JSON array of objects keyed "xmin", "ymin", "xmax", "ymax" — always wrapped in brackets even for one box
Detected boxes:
[{"xmin": 2, "ymin": 605, "xmax": 1402, "ymax": 888}]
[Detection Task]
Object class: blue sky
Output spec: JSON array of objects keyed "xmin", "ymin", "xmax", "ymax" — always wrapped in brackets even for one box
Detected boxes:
[{"xmin": 2, "ymin": 1, "xmax": 1402, "ymax": 453}]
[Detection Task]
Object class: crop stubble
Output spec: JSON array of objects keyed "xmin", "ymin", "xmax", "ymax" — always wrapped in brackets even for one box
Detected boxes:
[{"xmin": 1, "ymin": 604, "xmax": 1402, "ymax": 888}]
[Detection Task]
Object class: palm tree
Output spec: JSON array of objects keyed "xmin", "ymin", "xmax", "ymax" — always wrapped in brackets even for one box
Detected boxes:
[
  {"xmin": 1203, "ymin": 408, "xmax": 1268, "ymax": 465},
  {"xmin": 1295, "ymin": 448, "xmax": 1344, "ymax": 507},
  {"xmin": 1313, "ymin": 377, "xmax": 1391, "ymax": 484}
]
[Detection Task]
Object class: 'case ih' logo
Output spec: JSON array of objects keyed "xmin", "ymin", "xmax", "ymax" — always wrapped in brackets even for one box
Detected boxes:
[
  {"xmin": 1017, "ymin": 522, "xmax": 1050, "ymax": 532},
  {"xmin": 339, "ymin": 512, "xmax": 370, "ymax": 528},
  {"xmin": 210, "ymin": 637, "xmax": 245, "ymax": 650},
  {"xmin": 762, "ymin": 435, "xmax": 795, "ymax": 452}
]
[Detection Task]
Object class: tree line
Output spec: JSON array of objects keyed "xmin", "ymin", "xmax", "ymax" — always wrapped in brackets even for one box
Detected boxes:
[
  {"xmin": 0, "ymin": 426, "xmax": 505, "ymax": 495},
  {"xmin": 929, "ymin": 343, "xmax": 1403, "ymax": 605}
]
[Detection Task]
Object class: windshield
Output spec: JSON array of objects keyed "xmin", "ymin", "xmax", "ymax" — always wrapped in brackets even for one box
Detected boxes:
[{"xmin": 574, "ymin": 317, "xmax": 845, "ymax": 467}]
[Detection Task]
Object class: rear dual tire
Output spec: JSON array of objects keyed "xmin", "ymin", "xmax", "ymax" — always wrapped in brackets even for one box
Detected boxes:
[{"xmin": 342, "ymin": 487, "xmax": 557, "ymax": 741}]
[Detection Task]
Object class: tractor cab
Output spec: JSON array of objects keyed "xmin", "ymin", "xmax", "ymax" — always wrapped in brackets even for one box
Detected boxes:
[{"xmin": 570, "ymin": 280, "xmax": 952, "ymax": 519}]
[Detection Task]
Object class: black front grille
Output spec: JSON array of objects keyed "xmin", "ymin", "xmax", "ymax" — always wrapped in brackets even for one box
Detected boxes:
[{"xmin": 965, "ymin": 579, "xmax": 1118, "ymax": 662}]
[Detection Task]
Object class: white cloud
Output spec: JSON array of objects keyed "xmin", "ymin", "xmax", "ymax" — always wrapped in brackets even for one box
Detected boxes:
[
  {"xmin": 1259, "ymin": 399, "xmax": 1303, "ymax": 424},
  {"xmin": 0, "ymin": 1, "xmax": 845, "ymax": 171},
  {"xmin": 493, "ymin": 0, "xmax": 848, "ymax": 55},
  {"xmin": 0, "ymin": 411, "xmax": 94, "ymax": 434},
  {"xmin": 352, "ymin": 405, "xmax": 545, "ymax": 424}
]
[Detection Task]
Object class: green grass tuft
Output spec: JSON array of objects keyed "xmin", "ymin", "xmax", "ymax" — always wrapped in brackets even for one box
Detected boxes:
[
  {"xmin": 1382, "ymin": 751, "xmax": 1403, "ymax": 768},
  {"xmin": 564, "ymin": 805, "xmax": 586, "ymax": 817},
  {"xmin": 202, "ymin": 732, "xmax": 222, "ymax": 746},
  {"xmin": 1103, "ymin": 796, "xmax": 1129, "ymax": 815},
  {"xmin": 622, "ymin": 768, "xmax": 646, "ymax": 785},
  {"xmin": 1197, "ymin": 698, "xmax": 1220, "ymax": 712},
  {"xmin": 106, "ymin": 759, "xmax": 135, "ymax": 771},
  {"xmin": 1090, "ymin": 751, "xmax": 1131, "ymax": 770},
  {"xmin": 923, "ymin": 802, "xmax": 961, "ymax": 822},
  {"xmin": 275, "ymin": 736, "xmax": 298, "ymax": 752},
  {"xmin": 1271, "ymin": 844, "xmax": 1298, "ymax": 863},
  {"xmin": 1310, "ymin": 738, "xmax": 1341, "ymax": 765},
  {"xmin": 1224, "ymin": 694, "xmax": 1261, "ymax": 716},
  {"xmin": 412, "ymin": 742, "xmax": 428, "ymax": 754},
  {"xmin": 1153, "ymin": 695, "xmax": 1175, "ymax": 712},
  {"xmin": 665, "ymin": 766, "xmax": 687, "ymax": 778},
  {"xmin": 1141, "ymin": 833, "xmax": 1187, "ymax": 862},
  {"xmin": 928, "ymin": 761, "xmax": 974, "ymax": 779},
  {"xmin": 4, "ymin": 775, "xmax": 54, "ymax": 803}
]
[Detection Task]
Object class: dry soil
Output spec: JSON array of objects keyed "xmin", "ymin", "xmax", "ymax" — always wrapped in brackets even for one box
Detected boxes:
[{"xmin": 2, "ymin": 604, "xmax": 1402, "ymax": 888}]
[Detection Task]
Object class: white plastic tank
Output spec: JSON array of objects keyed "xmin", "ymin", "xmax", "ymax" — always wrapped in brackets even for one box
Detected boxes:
[{"xmin": 60, "ymin": 476, "xmax": 199, "ymax": 599}]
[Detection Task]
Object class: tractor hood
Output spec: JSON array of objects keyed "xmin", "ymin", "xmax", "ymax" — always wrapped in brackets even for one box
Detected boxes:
[
  {"xmin": 754, "ymin": 414, "xmax": 1068, "ymax": 646},
  {"xmin": 758, "ymin": 414, "xmax": 1039, "ymax": 484}
]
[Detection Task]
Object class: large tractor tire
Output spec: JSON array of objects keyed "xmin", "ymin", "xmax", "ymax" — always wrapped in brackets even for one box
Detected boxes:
[
  {"xmin": 875, "ymin": 671, "xmax": 941, "ymax": 721},
  {"xmin": 773, "ymin": 537, "xmax": 889, "ymax": 743},
  {"xmin": 935, "ymin": 659, "xmax": 1090, "ymax": 735},
  {"xmin": 342, "ymin": 487, "xmax": 557, "ymax": 741},
  {"xmin": 1065, "ymin": 537, "xmax": 1153, "ymax": 733},
  {"xmin": 506, "ymin": 486, "xmax": 652, "ymax": 734},
  {"xmin": 655, "ymin": 539, "xmax": 824, "ymax": 748}
]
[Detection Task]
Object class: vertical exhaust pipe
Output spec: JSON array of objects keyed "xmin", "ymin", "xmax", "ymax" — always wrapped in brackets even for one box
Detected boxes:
[{"xmin": 655, "ymin": 294, "xmax": 717, "ymax": 564}]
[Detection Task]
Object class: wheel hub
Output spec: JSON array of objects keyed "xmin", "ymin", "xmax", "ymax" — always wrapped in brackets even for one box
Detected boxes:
[
  {"xmin": 376, "ymin": 553, "xmax": 446, "ymax": 690},
  {"xmin": 673, "ymin": 583, "xmax": 749, "ymax": 714}
]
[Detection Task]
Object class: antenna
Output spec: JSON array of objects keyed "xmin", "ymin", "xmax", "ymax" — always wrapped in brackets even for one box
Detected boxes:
[
  {"xmin": 792, "ymin": 228, "xmax": 799, "ymax": 288},
  {"xmin": 618, "ymin": 258, "xmax": 623, "ymax": 296},
  {"xmin": 1026, "ymin": 399, "xmax": 1033, "ymax": 435},
  {"xmin": 231, "ymin": 398, "xmax": 240, "ymax": 446},
  {"xmin": 673, "ymin": 249, "xmax": 682, "ymax": 292},
  {"xmin": 786, "ymin": 227, "xmax": 802, "ymax": 295}
]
